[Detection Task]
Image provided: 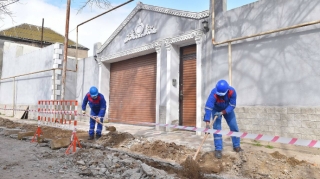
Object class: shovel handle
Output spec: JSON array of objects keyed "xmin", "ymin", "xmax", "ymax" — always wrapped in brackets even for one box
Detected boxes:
[{"xmin": 192, "ymin": 115, "xmax": 218, "ymax": 160}]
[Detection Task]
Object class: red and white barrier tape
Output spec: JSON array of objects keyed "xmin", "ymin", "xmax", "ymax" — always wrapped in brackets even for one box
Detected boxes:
[
  {"xmin": 0, "ymin": 108, "xmax": 119, "ymax": 120},
  {"xmin": 141, "ymin": 122, "xmax": 320, "ymax": 148},
  {"xmin": 2, "ymin": 107, "xmax": 319, "ymax": 148}
]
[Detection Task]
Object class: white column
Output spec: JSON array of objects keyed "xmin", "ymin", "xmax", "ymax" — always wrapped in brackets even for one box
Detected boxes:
[
  {"xmin": 98, "ymin": 58, "xmax": 102, "ymax": 92},
  {"xmin": 165, "ymin": 43, "xmax": 172, "ymax": 130},
  {"xmin": 155, "ymin": 44, "xmax": 161, "ymax": 130},
  {"xmin": 165, "ymin": 42, "xmax": 180, "ymax": 131},
  {"xmin": 195, "ymin": 34, "xmax": 203, "ymax": 136}
]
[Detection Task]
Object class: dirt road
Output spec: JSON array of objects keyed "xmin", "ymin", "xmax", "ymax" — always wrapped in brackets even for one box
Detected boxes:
[{"xmin": 0, "ymin": 134, "xmax": 80, "ymax": 179}]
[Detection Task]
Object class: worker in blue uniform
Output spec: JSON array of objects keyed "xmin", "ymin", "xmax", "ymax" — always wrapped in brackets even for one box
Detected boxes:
[
  {"xmin": 82, "ymin": 86, "xmax": 106, "ymax": 140},
  {"xmin": 203, "ymin": 79, "xmax": 242, "ymax": 159}
]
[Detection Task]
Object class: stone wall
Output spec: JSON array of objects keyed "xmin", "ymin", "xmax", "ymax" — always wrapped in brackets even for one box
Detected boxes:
[{"xmin": 219, "ymin": 106, "xmax": 320, "ymax": 140}]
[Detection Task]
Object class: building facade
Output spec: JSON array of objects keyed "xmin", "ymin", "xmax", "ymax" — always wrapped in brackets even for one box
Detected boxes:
[
  {"xmin": 95, "ymin": 2, "xmax": 208, "ymax": 130},
  {"xmin": 92, "ymin": 0, "xmax": 320, "ymax": 139}
]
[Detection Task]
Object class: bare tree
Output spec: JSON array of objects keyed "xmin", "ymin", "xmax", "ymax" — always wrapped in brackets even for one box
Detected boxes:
[
  {"xmin": 77, "ymin": 0, "xmax": 113, "ymax": 14},
  {"xmin": 0, "ymin": 0, "xmax": 19, "ymax": 21}
]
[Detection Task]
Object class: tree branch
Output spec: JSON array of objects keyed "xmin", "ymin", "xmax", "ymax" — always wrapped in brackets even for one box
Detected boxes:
[
  {"xmin": 0, "ymin": 0, "xmax": 19, "ymax": 22},
  {"xmin": 77, "ymin": 0, "xmax": 112, "ymax": 14}
]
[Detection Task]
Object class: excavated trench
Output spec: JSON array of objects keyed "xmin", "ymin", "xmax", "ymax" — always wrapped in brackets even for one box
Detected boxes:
[{"xmin": 1, "ymin": 117, "xmax": 319, "ymax": 179}]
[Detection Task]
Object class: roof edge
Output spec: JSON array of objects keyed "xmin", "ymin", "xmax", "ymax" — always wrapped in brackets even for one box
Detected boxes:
[
  {"xmin": 0, "ymin": 23, "xmax": 89, "ymax": 50},
  {"xmin": 0, "ymin": 35, "xmax": 89, "ymax": 50}
]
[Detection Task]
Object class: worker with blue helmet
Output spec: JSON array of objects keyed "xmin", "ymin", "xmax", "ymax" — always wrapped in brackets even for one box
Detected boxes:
[
  {"xmin": 203, "ymin": 79, "xmax": 242, "ymax": 159},
  {"xmin": 82, "ymin": 86, "xmax": 106, "ymax": 140}
]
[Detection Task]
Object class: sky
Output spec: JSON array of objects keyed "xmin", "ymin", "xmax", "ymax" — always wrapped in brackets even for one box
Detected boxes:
[{"xmin": 0, "ymin": 0, "xmax": 257, "ymax": 56}]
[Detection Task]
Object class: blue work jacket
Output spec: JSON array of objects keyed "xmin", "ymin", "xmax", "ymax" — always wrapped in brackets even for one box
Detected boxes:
[
  {"xmin": 203, "ymin": 86, "xmax": 237, "ymax": 122},
  {"xmin": 82, "ymin": 93, "xmax": 106, "ymax": 117}
]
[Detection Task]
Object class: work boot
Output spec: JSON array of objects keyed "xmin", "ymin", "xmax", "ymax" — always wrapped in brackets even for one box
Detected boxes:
[
  {"xmin": 96, "ymin": 135, "xmax": 101, "ymax": 140},
  {"xmin": 88, "ymin": 135, "xmax": 94, "ymax": 140},
  {"xmin": 215, "ymin": 150, "xmax": 222, "ymax": 159},
  {"xmin": 233, "ymin": 147, "xmax": 243, "ymax": 152}
]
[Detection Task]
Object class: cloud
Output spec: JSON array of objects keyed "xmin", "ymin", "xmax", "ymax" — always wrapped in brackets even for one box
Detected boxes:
[{"xmin": 0, "ymin": 0, "xmax": 135, "ymax": 56}]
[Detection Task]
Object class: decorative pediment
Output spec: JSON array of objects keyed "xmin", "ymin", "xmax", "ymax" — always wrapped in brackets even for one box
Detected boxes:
[
  {"xmin": 124, "ymin": 18, "xmax": 157, "ymax": 43},
  {"xmin": 97, "ymin": 2, "xmax": 209, "ymax": 53}
]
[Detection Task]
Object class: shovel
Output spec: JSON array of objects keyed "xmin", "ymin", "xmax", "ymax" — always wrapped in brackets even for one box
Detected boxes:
[
  {"xmin": 192, "ymin": 115, "xmax": 218, "ymax": 160},
  {"xmin": 87, "ymin": 115, "xmax": 117, "ymax": 132}
]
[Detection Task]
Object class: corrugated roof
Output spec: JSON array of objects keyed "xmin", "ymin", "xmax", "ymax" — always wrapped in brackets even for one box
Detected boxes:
[{"xmin": 0, "ymin": 23, "xmax": 89, "ymax": 50}]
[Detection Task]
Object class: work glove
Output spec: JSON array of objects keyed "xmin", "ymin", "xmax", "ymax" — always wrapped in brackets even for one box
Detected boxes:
[
  {"xmin": 82, "ymin": 111, "xmax": 86, "ymax": 115},
  {"xmin": 214, "ymin": 112, "xmax": 222, "ymax": 117},
  {"xmin": 205, "ymin": 124, "xmax": 210, "ymax": 134},
  {"xmin": 94, "ymin": 117, "xmax": 101, "ymax": 123}
]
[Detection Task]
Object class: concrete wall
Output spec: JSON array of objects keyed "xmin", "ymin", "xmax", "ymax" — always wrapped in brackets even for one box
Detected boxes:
[
  {"xmin": 0, "ymin": 40, "xmax": 5, "ymax": 78},
  {"xmin": 65, "ymin": 57, "xmax": 77, "ymax": 100},
  {"xmin": 76, "ymin": 56, "xmax": 99, "ymax": 113},
  {"xmin": 0, "ymin": 40, "xmax": 40, "ymax": 78},
  {"xmin": 203, "ymin": 0, "xmax": 320, "ymax": 139},
  {"xmin": 0, "ymin": 37, "xmax": 89, "ymax": 58},
  {"xmin": 67, "ymin": 48, "xmax": 88, "ymax": 59},
  {"xmin": 0, "ymin": 42, "xmax": 52, "ymax": 118},
  {"xmin": 0, "ymin": 42, "xmax": 52, "ymax": 104},
  {"xmin": 0, "ymin": 42, "xmax": 77, "ymax": 118},
  {"xmin": 205, "ymin": 0, "xmax": 320, "ymax": 106}
]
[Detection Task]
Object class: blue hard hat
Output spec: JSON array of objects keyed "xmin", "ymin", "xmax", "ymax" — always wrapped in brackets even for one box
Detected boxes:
[
  {"xmin": 89, "ymin": 86, "xmax": 98, "ymax": 97},
  {"xmin": 216, "ymin": 80, "xmax": 229, "ymax": 96}
]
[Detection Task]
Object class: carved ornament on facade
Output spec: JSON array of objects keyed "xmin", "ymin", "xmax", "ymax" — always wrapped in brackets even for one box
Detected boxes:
[
  {"xmin": 101, "ymin": 40, "xmax": 162, "ymax": 61},
  {"xmin": 124, "ymin": 18, "xmax": 157, "ymax": 43},
  {"xmin": 164, "ymin": 29, "xmax": 203, "ymax": 46},
  {"xmin": 140, "ymin": 3, "xmax": 209, "ymax": 19}
]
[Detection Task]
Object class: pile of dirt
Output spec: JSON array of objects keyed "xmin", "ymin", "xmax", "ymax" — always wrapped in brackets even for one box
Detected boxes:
[
  {"xmin": 0, "ymin": 117, "xmax": 87, "ymax": 140},
  {"xmin": 198, "ymin": 152, "xmax": 234, "ymax": 174},
  {"xmin": 287, "ymin": 157, "xmax": 306, "ymax": 167},
  {"xmin": 105, "ymin": 126, "xmax": 116, "ymax": 132},
  {"xmin": 130, "ymin": 140, "xmax": 234, "ymax": 174},
  {"xmin": 271, "ymin": 151, "xmax": 306, "ymax": 167},
  {"xmin": 270, "ymin": 151, "xmax": 287, "ymax": 159},
  {"xmin": 237, "ymin": 150, "xmax": 318, "ymax": 179},
  {"xmin": 130, "ymin": 140, "xmax": 195, "ymax": 163},
  {"xmin": 181, "ymin": 156, "xmax": 203, "ymax": 179},
  {"xmin": 0, "ymin": 118, "xmax": 21, "ymax": 128},
  {"xmin": 96, "ymin": 131, "xmax": 135, "ymax": 147}
]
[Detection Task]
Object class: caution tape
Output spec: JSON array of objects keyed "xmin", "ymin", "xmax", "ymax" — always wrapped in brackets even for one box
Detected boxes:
[
  {"xmin": 0, "ymin": 108, "xmax": 119, "ymax": 120},
  {"xmin": 141, "ymin": 122, "xmax": 320, "ymax": 148},
  {"xmin": 2, "ymin": 107, "xmax": 320, "ymax": 148}
]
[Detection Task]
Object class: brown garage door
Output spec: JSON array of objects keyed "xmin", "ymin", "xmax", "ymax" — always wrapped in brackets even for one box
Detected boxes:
[
  {"xmin": 179, "ymin": 45, "xmax": 196, "ymax": 126},
  {"xmin": 109, "ymin": 53, "xmax": 157, "ymax": 124}
]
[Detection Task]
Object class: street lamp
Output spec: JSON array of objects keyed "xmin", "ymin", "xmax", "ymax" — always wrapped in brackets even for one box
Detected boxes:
[{"xmin": 202, "ymin": 20, "xmax": 209, "ymax": 33}]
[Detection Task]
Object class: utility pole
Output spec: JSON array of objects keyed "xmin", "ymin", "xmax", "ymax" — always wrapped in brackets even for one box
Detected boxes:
[
  {"xmin": 41, "ymin": 18, "xmax": 44, "ymax": 48},
  {"xmin": 61, "ymin": 0, "xmax": 71, "ymax": 100}
]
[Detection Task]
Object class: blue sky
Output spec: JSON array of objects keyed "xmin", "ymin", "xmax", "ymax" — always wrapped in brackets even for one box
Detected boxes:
[
  {"xmin": 45, "ymin": 0, "xmax": 257, "ymax": 12},
  {"xmin": 2, "ymin": 0, "xmax": 257, "ymax": 55}
]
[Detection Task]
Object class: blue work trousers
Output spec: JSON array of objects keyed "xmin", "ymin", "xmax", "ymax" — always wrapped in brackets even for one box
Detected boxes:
[
  {"xmin": 89, "ymin": 117, "xmax": 103, "ymax": 137},
  {"xmin": 212, "ymin": 110, "xmax": 240, "ymax": 151}
]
